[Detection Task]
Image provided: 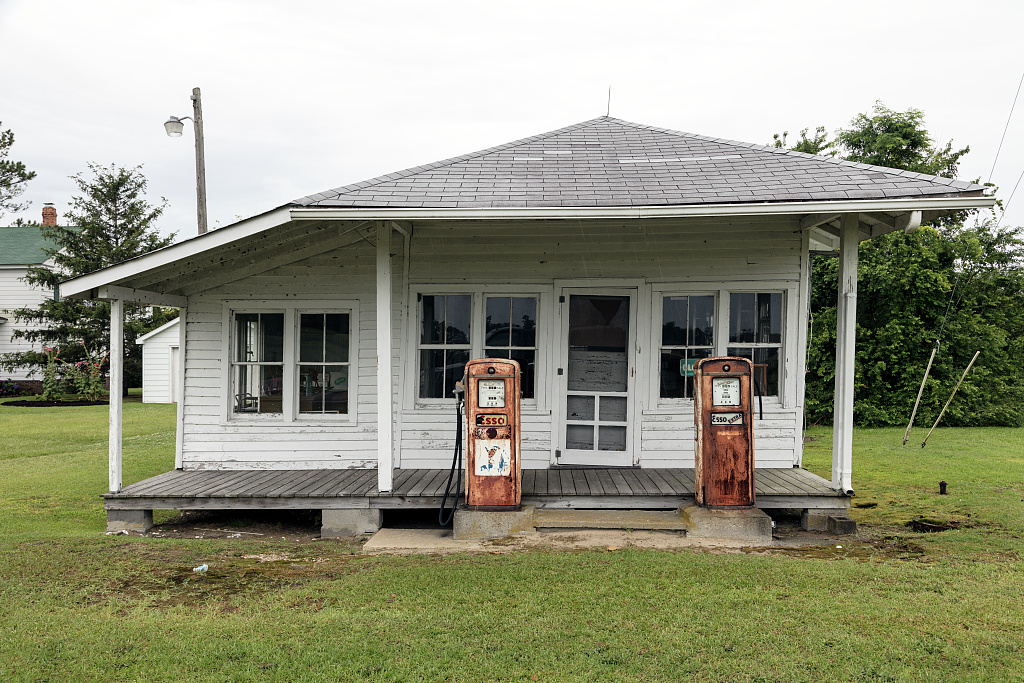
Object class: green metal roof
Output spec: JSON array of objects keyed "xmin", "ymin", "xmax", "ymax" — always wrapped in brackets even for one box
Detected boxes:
[{"xmin": 0, "ymin": 226, "xmax": 54, "ymax": 266}]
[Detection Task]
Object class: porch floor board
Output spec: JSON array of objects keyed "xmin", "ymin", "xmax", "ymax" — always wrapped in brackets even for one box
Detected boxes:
[{"xmin": 104, "ymin": 467, "xmax": 847, "ymax": 512}]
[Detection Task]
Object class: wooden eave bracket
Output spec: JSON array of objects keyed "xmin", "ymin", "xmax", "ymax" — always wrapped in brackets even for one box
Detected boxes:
[
  {"xmin": 389, "ymin": 220, "xmax": 412, "ymax": 237},
  {"xmin": 799, "ymin": 213, "xmax": 840, "ymax": 231},
  {"xmin": 89, "ymin": 285, "xmax": 187, "ymax": 308}
]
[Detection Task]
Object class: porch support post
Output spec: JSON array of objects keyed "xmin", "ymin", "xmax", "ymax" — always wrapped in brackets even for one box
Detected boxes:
[
  {"xmin": 375, "ymin": 222, "xmax": 394, "ymax": 492},
  {"xmin": 832, "ymin": 213, "xmax": 858, "ymax": 494},
  {"xmin": 174, "ymin": 306, "xmax": 187, "ymax": 469},
  {"xmin": 108, "ymin": 298, "xmax": 124, "ymax": 493}
]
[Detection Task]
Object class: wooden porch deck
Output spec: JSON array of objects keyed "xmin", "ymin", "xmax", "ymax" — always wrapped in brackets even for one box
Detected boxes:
[{"xmin": 104, "ymin": 467, "xmax": 847, "ymax": 512}]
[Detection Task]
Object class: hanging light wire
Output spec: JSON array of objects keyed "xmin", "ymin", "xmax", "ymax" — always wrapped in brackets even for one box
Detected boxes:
[{"xmin": 988, "ymin": 69, "xmax": 1024, "ymax": 184}]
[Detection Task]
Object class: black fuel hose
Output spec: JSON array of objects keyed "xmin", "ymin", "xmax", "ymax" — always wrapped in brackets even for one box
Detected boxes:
[{"xmin": 438, "ymin": 397, "xmax": 464, "ymax": 527}]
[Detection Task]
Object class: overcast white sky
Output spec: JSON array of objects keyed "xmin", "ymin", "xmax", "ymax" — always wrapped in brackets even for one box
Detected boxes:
[{"xmin": 2, "ymin": 0, "xmax": 1022, "ymax": 240}]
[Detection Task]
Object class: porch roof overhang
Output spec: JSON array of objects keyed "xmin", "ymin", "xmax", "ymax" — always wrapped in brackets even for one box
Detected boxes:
[{"xmin": 59, "ymin": 194, "xmax": 993, "ymax": 302}]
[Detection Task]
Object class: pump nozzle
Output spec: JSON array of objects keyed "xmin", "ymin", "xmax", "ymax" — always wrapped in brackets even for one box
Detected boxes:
[{"xmin": 453, "ymin": 380, "xmax": 465, "ymax": 398}]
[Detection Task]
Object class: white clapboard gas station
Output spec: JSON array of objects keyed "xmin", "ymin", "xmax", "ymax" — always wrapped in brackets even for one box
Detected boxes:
[{"xmin": 58, "ymin": 116, "xmax": 994, "ymax": 539}]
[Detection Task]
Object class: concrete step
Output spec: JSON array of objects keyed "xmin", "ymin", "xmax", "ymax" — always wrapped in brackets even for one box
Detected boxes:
[{"xmin": 533, "ymin": 508, "xmax": 689, "ymax": 531}]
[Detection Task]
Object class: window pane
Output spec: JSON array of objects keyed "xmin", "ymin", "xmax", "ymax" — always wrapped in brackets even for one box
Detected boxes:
[
  {"xmin": 260, "ymin": 314, "xmax": 284, "ymax": 363},
  {"xmin": 754, "ymin": 347, "xmax": 779, "ymax": 397},
  {"xmin": 445, "ymin": 350, "xmax": 470, "ymax": 400},
  {"xmin": 510, "ymin": 349, "xmax": 535, "ymax": 400},
  {"xmin": 730, "ymin": 293, "xmax": 756, "ymax": 343},
  {"xmin": 568, "ymin": 295, "xmax": 629, "ymax": 392},
  {"xmin": 258, "ymin": 365, "xmax": 283, "ymax": 413},
  {"xmin": 484, "ymin": 349, "xmax": 535, "ymax": 399},
  {"xmin": 419, "ymin": 349, "xmax": 445, "ymax": 398},
  {"xmin": 662, "ymin": 297, "xmax": 688, "ymax": 345},
  {"xmin": 689, "ymin": 295, "xmax": 715, "ymax": 346},
  {"xmin": 445, "ymin": 295, "xmax": 471, "ymax": 344},
  {"xmin": 324, "ymin": 364, "xmax": 348, "ymax": 414},
  {"xmin": 727, "ymin": 347, "xmax": 779, "ymax": 397},
  {"xmin": 298, "ymin": 364, "xmax": 323, "ymax": 413},
  {"xmin": 485, "ymin": 297, "xmax": 512, "ymax": 347},
  {"xmin": 600, "ymin": 396, "xmax": 627, "ymax": 421},
  {"xmin": 299, "ymin": 313, "xmax": 323, "ymax": 363},
  {"xmin": 233, "ymin": 364, "xmax": 259, "ymax": 412},
  {"xmin": 324, "ymin": 313, "xmax": 349, "ymax": 362},
  {"xmin": 567, "ymin": 395, "xmax": 595, "ymax": 421},
  {"xmin": 566, "ymin": 424, "xmax": 594, "ymax": 450},
  {"xmin": 660, "ymin": 347, "xmax": 711, "ymax": 399},
  {"xmin": 660, "ymin": 350, "xmax": 685, "ymax": 399},
  {"xmin": 421, "ymin": 296, "xmax": 443, "ymax": 344},
  {"xmin": 510, "ymin": 297, "xmax": 537, "ymax": 347},
  {"xmin": 757, "ymin": 293, "xmax": 782, "ymax": 344},
  {"xmin": 598, "ymin": 426, "xmax": 627, "ymax": 451},
  {"xmin": 234, "ymin": 313, "xmax": 258, "ymax": 362}
]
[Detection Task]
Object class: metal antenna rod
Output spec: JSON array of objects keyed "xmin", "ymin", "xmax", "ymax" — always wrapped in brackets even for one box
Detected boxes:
[
  {"xmin": 903, "ymin": 342, "xmax": 938, "ymax": 444},
  {"xmin": 922, "ymin": 350, "xmax": 980, "ymax": 448},
  {"xmin": 607, "ymin": 86, "xmax": 611, "ymax": 117}
]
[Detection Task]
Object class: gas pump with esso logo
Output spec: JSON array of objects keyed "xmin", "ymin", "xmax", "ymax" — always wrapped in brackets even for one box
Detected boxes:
[
  {"xmin": 693, "ymin": 357, "xmax": 756, "ymax": 507},
  {"xmin": 439, "ymin": 359, "xmax": 522, "ymax": 524},
  {"xmin": 464, "ymin": 358, "xmax": 522, "ymax": 510}
]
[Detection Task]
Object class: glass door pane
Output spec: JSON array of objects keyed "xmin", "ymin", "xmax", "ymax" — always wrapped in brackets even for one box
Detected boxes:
[{"xmin": 563, "ymin": 294, "xmax": 631, "ymax": 461}]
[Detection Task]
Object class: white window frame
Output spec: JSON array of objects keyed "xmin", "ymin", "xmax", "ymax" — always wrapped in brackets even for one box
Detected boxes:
[
  {"xmin": 405, "ymin": 285, "xmax": 547, "ymax": 412},
  {"xmin": 648, "ymin": 283, "xmax": 795, "ymax": 413},
  {"xmin": 655, "ymin": 290, "xmax": 718, "ymax": 403},
  {"xmin": 222, "ymin": 300, "xmax": 359, "ymax": 425},
  {"xmin": 726, "ymin": 290, "xmax": 786, "ymax": 401}
]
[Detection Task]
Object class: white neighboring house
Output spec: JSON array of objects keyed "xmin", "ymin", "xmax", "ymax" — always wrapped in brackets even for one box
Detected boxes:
[
  {"xmin": 137, "ymin": 317, "xmax": 181, "ymax": 403},
  {"xmin": 0, "ymin": 207, "xmax": 58, "ymax": 386}
]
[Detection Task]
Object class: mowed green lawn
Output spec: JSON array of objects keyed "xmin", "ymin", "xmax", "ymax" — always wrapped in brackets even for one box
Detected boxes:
[{"xmin": 1, "ymin": 398, "xmax": 1022, "ymax": 682}]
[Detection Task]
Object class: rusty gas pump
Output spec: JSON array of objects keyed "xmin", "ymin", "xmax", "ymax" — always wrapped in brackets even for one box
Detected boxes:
[
  {"xmin": 693, "ymin": 357, "xmax": 756, "ymax": 507},
  {"xmin": 462, "ymin": 358, "xmax": 522, "ymax": 510}
]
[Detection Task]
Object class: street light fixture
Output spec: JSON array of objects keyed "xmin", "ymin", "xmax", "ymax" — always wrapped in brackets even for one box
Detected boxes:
[{"xmin": 164, "ymin": 87, "xmax": 208, "ymax": 235}]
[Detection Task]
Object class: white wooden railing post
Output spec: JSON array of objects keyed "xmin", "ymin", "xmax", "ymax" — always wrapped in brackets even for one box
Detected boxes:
[
  {"xmin": 376, "ymin": 222, "xmax": 394, "ymax": 492},
  {"xmin": 174, "ymin": 306, "xmax": 187, "ymax": 469},
  {"xmin": 109, "ymin": 298, "xmax": 124, "ymax": 493},
  {"xmin": 832, "ymin": 213, "xmax": 858, "ymax": 493}
]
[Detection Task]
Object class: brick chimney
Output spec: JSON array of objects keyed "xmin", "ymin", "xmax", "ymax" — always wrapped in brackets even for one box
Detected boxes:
[{"xmin": 41, "ymin": 203, "xmax": 57, "ymax": 227}]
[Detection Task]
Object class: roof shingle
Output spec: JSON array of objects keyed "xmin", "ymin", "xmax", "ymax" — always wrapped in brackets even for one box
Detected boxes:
[{"xmin": 291, "ymin": 117, "xmax": 986, "ymax": 210}]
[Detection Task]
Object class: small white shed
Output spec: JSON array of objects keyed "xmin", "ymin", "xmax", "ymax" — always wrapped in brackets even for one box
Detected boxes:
[{"xmin": 137, "ymin": 318, "xmax": 180, "ymax": 403}]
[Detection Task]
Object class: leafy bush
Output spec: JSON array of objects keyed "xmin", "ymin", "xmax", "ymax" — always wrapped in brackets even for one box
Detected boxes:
[{"xmin": 0, "ymin": 379, "xmax": 22, "ymax": 397}]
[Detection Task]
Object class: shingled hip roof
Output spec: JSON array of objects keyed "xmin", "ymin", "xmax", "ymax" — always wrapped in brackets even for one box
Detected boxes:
[{"xmin": 292, "ymin": 116, "xmax": 986, "ymax": 210}]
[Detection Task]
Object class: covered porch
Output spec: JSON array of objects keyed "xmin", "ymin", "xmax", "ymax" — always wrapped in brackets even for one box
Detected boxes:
[{"xmin": 104, "ymin": 466, "xmax": 850, "ymax": 536}]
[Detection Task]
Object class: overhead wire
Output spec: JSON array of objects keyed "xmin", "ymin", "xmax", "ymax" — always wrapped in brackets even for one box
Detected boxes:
[
  {"xmin": 903, "ymin": 69, "xmax": 1021, "ymax": 442},
  {"xmin": 988, "ymin": 69, "xmax": 1024, "ymax": 184}
]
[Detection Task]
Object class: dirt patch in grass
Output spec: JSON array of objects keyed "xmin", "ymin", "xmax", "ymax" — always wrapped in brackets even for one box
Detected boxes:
[
  {"xmin": 100, "ymin": 543, "xmax": 379, "ymax": 610},
  {"xmin": 760, "ymin": 534, "xmax": 929, "ymax": 562}
]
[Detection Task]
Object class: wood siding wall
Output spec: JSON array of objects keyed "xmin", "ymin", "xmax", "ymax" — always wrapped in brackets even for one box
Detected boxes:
[
  {"xmin": 0, "ymin": 267, "xmax": 51, "ymax": 381},
  {"xmin": 179, "ymin": 216, "xmax": 807, "ymax": 471}
]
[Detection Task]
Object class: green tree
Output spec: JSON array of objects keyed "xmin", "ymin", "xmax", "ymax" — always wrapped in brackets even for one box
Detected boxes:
[
  {"xmin": 0, "ymin": 122, "xmax": 37, "ymax": 220},
  {"xmin": 781, "ymin": 103, "xmax": 1023, "ymax": 427},
  {"xmin": 772, "ymin": 126, "xmax": 833, "ymax": 155},
  {"xmin": 1, "ymin": 164, "xmax": 178, "ymax": 387},
  {"xmin": 836, "ymin": 102, "xmax": 969, "ymax": 178}
]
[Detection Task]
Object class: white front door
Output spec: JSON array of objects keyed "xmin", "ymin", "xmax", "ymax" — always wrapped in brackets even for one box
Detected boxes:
[{"xmin": 556, "ymin": 289, "xmax": 637, "ymax": 467}]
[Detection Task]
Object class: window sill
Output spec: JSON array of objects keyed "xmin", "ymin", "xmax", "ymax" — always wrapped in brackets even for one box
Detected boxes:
[
  {"xmin": 406, "ymin": 403, "xmax": 548, "ymax": 417},
  {"xmin": 223, "ymin": 415, "xmax": 357, "ymax": 427}
]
